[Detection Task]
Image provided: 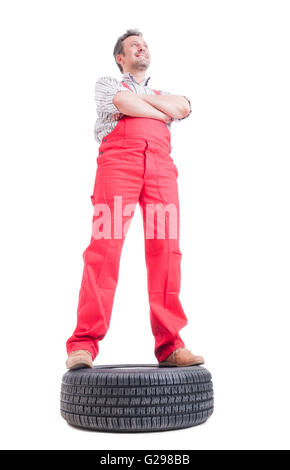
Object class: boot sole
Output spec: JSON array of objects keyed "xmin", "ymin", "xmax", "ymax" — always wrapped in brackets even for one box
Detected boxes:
[
  {"xmin": 67, "ymin": 363, "xmax": 92, "ymax": 370},
  {"xmin": 159, "ymin": 360, "xmax": 205, "ymax": 367},
  {"xmin": 66, "ymin": 359, "xmax": 93, "ymax": 370}
]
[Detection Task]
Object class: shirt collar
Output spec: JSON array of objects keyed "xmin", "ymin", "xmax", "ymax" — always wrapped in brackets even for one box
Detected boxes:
[{"xmin": 122, "ymin": 72, "xmax": 151, "ymax": 86}]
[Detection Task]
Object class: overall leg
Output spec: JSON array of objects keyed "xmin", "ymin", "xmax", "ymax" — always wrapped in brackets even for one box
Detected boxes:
[
  {"xmin": 66, "ymin": 140, "xmax": 144, "ymax": 359},
  {"xmin": 139, "ymin": 142, "xmax": 188, "ymax": 363}
]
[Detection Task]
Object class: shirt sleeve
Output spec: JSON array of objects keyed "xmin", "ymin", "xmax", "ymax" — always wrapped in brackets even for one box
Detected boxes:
[
  {"xmin": 158, "ymin": 90, "xmax": 192, "ymax": 122},
  {"xmin": 95, "ymin": 76, "xmax": 129, "ymax": 118}
]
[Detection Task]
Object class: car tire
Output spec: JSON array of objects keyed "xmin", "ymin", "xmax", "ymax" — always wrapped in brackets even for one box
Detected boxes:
[{"xmin": 60, "ymin": 364, "xmax": 214, "ymax": 433}]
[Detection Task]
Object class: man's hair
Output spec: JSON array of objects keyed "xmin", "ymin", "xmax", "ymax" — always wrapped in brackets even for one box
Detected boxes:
[{"xmin": 113, "ymin": 28, "xmax": 143, "ymax": 73}]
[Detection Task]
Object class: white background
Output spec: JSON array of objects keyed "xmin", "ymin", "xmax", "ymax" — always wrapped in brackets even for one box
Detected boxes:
[{"xmin": 0, "ymin": 0, "xmax": 289, "ymax": 450}]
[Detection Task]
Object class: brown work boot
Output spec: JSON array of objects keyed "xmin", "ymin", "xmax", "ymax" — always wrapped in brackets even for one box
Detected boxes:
[
  {"xmin": 159, "ymin": 348, "xmax": 205, "ymax": 367},
  {"xmin": 65, "ymin": 350, "xmax": 93, "ymax": 370}
]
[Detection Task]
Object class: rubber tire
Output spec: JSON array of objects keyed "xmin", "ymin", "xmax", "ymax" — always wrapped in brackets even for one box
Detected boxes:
[{"xmin": 60, "ymin": 364, "xmax": 214, "ymax": 433}]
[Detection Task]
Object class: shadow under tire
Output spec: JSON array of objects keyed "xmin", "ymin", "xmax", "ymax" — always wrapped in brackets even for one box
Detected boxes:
[{"xmin": 60, "ymin": 364, "xmax": 214, "ymax": 433}]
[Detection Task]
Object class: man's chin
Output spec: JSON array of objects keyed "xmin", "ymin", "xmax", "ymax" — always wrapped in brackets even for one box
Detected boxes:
[{"xmin": 134, "ymin": 62, "xmax": 150, "ymax": 71}]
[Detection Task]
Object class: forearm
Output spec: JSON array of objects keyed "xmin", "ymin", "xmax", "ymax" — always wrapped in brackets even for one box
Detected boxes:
[
  {"xmin": 139, "ymin": 94, "xmax": 190, "ymax": 119},
  {"xmin": 113, "ymin": 91, "xmax": 170, "ymax": 121}
]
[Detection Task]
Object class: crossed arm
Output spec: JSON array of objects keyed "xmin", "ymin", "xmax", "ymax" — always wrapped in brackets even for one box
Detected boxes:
[{"xmin": 113, "ymin": 91, "xmax": 191, "ymax": 124}]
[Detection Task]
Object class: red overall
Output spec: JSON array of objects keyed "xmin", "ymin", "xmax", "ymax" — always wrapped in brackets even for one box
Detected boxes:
[{"xmin": 66, "ymin": 82, "xmax": 188, "ymax": 362}]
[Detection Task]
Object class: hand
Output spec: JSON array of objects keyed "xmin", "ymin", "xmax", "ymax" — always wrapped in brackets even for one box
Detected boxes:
[
  {"xmin": 163, "ymin": 114, "xmax": 174, "ymax": 124},
  {"xmin": 112, "ymin": 112, "xmax": 124, "ymax": 121}
]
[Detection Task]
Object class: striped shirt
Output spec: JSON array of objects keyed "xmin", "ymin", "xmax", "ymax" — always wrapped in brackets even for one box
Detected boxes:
[{"xmin": 94, "ymin": 72, "xmax": 192, "ymax": 145}]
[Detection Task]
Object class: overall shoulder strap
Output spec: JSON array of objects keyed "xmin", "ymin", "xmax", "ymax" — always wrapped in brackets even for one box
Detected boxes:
[
  {"xmin": 122, "ymin": 81, "xmax": 161, "ymax": 95},
  {"xmin": 121, "ymin": 81, "xmax": 133, "ymax": 91}
]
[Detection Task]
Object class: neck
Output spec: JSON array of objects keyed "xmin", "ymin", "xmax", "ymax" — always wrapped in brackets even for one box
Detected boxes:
[{"xmin": 123, "ymin": 69, "xmax": 146, "ymax": 84}]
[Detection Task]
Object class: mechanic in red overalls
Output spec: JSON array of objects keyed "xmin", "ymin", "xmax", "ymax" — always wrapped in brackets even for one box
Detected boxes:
[{"xmin": 65, "ymin": 29, "xmax": 205, "ymax": 369}]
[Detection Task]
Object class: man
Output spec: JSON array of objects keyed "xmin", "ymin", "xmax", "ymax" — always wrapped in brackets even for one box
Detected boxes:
[{"xmin": 65, "ymin": 29, "xmax": 205, "ymax": 370}]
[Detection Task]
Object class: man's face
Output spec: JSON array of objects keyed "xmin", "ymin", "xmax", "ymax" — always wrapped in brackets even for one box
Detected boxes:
[{"xmin": 118, "ymin": 35, "xmax": 151, "ymax": 72}]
